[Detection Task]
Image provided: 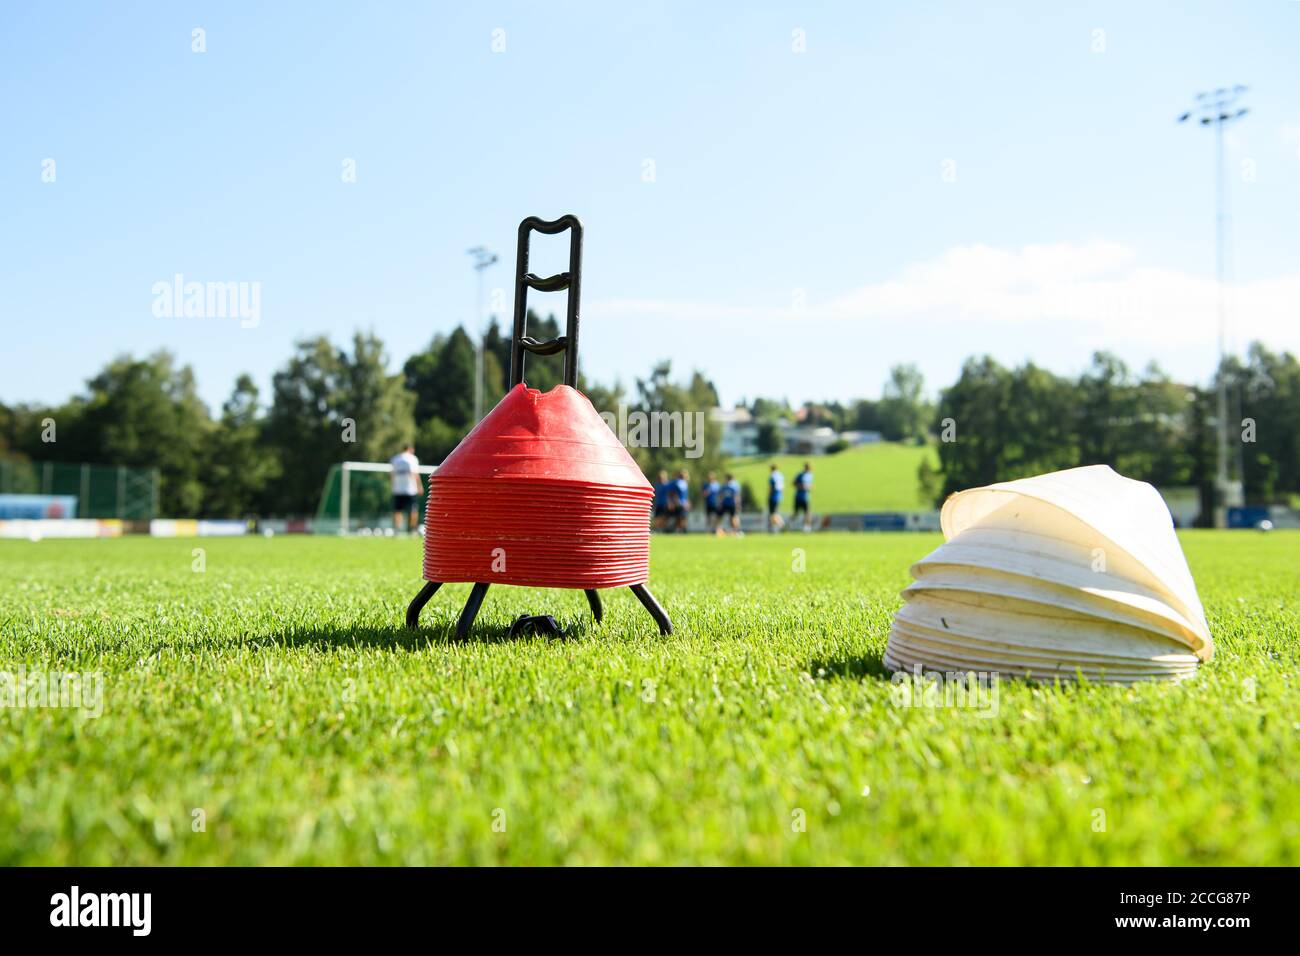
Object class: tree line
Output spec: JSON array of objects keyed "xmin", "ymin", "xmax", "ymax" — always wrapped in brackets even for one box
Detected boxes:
[
  {"xmin": 918, "ymin": 344, "xmax": 1300, "ymax": 518},
  {"xmin": 747, "ymin": 363, "xmax": 934, "ymax": 452},
  {"xmin": 0, "ymin": 313, "xmax": 726, "ymax": 517},
  {"xmin": 716, "ymin": 345, "xmax": 1298, "ymax": 520},
  {"xmin": 2, "ymin": 328, "xmax": 1296, "ymax": 520}
]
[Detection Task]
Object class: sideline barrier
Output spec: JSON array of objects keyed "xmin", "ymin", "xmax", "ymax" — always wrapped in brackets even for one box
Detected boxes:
[
  {"xmin": 674, "ymin": 511, "xmax": 943, "ymax": 533},
  {"xmin": 0, "ymin": 519, "xmax": 121, "ymax": 539},
  {"xmin": 0, "ymin": 494, "xmax": 78, "ymax": 520},
  {"xmin": 149, "ymin": 519, "xmax": 249, "ymax": 537},
  {"xmin": 8, "ymin": 508, "xmax": 1295, "ymax": 541},
  {"xmin": 258, "ymin": 518, "xmax": 316, "ymax": 535},
  {"xmin": 197, "ymin": 520, "xmax": 249, "ymax": 537},
  {"xmin": 150, "ymin": 519, "xmax": 198, "ymax": 537}
]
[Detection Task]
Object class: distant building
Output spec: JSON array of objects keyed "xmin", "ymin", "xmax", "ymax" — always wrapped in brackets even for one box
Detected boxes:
[
  {"xmin": 710, "ymin": 407, "xmax": 760, "ymax": 457},
  {"xmin": 712, "ymin": 408, "xmax": 882, "ymax": 458},
  {"xmin": 783, "ymin": 425, "xmax": 838, "ymax": 455}
]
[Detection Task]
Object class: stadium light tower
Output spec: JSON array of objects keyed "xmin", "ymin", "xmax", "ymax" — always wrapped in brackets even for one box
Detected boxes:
[
  {"xmin": 1178, "ymin": 86, "xmax": 1248, "ymax": 528},
  {"xmin": 468, "ymin": 245, "xmax": 499, "ymax": 422}
]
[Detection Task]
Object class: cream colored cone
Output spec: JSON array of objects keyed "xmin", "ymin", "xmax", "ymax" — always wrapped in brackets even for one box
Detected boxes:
[{"xmin": 885, "ymin": 465, "xmax": 1213, "ymax": 685}]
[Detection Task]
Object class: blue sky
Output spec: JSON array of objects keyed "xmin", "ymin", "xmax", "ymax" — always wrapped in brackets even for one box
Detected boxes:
[{"xmin": 3, "ymin": 1, "xmax": 1298, "ymax": 412}]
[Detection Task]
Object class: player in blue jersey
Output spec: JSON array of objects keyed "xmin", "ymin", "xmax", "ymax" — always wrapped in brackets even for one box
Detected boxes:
[
  {"xmin": 653, "ymin": 470, "xmax": 671, "ymax": 532},
  {"xmin": 793, "ymin": 461, "xmax": 813, "ymax": 532},
  {"xmin": 718, "ymin": 472, "xmax": 742, "ymax": 536},
  {"xmin": 673, "ymin": 469, "xmax": 691, "ymax": 533},
  {"xmin": 767, "ymin": 463, "xmax": 785, "ymax": 533},
  {"xmin": 703, "ymin": 471, "xmax": 721, "ymax": 534}
]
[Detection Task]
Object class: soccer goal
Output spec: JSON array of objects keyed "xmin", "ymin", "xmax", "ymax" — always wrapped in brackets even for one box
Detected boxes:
[{"xmin": 316, "ymin": 461, "xmax": 437, "ymax": 534}]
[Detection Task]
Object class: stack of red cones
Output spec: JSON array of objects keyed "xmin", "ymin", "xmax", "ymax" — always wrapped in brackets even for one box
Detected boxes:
[{"xmin": 420, "ymin": 383, "xmax": 652, "ymax": 590}]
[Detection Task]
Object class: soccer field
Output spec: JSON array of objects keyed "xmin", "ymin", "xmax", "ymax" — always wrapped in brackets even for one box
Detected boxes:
[
  {"xmin": 728, "ymin": 441, "xmax": 938, "ymax": 512},
  {"xmin": 2, "ymin": 531, "xmax": 1297, "ymax": 865}
]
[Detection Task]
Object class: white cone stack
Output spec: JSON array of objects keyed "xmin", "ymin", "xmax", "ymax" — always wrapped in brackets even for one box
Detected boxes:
[{"xmin": 885, "ymin": 465, "xmax": 1213, "ymax": 684}]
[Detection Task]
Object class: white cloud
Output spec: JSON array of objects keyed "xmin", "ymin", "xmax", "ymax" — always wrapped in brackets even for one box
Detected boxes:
[
  {"xmin": 823, "ymin": 240, "xmax": 1299, "ymax": 350},
  {"xmin": 1281, "ymin": 124, "xmax": 1300, "ymax": 160},
  {"xmin": 592, "ymin": 240, "xmax": 1300, "ymax": 352}
]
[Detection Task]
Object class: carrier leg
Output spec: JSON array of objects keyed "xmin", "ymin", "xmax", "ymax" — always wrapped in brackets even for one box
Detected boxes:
[
  {"xmin": 406, "ymin": 581, "xmax": 442, "ymax": 629},
  {"xmin": 629, "ymin": 584, "xmax": 672, "ymax": 636},
  {"xmin": 584, "ymin": 589, "xmax": 603, "ymax": 624},
  {"xmin": 455, "ymin": 583, "xmax": 491, "ymax": 639}
]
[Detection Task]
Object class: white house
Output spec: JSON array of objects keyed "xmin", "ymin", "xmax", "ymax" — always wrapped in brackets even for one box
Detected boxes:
[
  {"xmin": 838, "ymin": 430, "xmax": 882, "ymax": 446},
  {"xmin": 782, "ymin": 425, "xmax": 839, "ymax": 455},
  {"xmin": 710, "ymin": 407, "xmax": 760, "ymax": 457}
]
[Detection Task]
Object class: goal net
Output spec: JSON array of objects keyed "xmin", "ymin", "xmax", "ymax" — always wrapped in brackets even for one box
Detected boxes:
[{"xmin": 315, "ymin": 461, "xmax": 437, "ymax": 534}]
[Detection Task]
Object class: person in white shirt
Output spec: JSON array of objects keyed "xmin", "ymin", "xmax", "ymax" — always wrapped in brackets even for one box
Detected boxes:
[{"xmin": 390, "ymin": 444, "xmax": 422, "ymax": 534}]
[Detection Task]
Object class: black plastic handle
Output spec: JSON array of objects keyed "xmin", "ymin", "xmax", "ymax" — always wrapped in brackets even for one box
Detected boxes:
[{"xmin": 509, "ymin": 214, "xmax": 583, "ymax": 389}]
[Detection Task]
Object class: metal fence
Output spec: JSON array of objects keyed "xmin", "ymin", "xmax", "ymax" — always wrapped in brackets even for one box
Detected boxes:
[{"xmin": 0, "ymin": 460, "xmax": 159, "ymax": 519}]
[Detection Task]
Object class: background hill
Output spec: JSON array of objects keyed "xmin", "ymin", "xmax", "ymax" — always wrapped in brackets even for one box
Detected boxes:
[{"xmin": 727, "ymin": 442, "xmax": 937, "ymax": 512}]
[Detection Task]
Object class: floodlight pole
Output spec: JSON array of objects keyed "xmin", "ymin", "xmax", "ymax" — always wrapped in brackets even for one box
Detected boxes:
[
  {"xmin": 468, "ymin": 246, "xmax": 499, "ymax": 422},
  {"xmin": 1179, "ymin": 87, "xmax": 1248, "ymax": 528}
]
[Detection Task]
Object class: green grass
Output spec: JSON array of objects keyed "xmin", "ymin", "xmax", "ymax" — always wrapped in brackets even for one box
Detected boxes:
[
  {"xmin": 1, "ymin": 531, "xmax": 1298, "ymax": 865},
  {"xmin": 728, "ymin": 441, "xmax": 937, "ymax": 512}
]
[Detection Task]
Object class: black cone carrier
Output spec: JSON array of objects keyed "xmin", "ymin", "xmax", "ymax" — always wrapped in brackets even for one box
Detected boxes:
[{"xmin": 405, "ymin": 215, "xmax": 672, "ymax": 639}]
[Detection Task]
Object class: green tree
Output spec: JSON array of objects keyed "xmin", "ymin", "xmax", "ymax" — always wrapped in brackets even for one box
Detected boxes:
[
  {"xmin": 582, "ymin": 378, "xmax": 628, "ymax": 422},
  {"xmin": 756, "ymin": 420, "xmax": 784, "ymax": 455},
  {"xmin": 344, "ymin": 332, "xmax": 418, "ymax": 459},
  {"xmin": 1120, "ymin": 363, "xmax": 1195, "ymax": 488},
  {"xmin": 202, "ymin": 375, "xmax": 280, "ymax": 518},
  {"xmin": 930, "ymin": 357, "xmax": 1077, "ymax": 502},
  {"xmin": 848, "ymin": 398, "xmax": 886, "ymax": 434},
  {"xmin": 1185, "ymin": 383, "xmax": 1219, "ymax": 524},
  {"xmin": 931, "ymin": 356, "xmax": 1014, "ymax": 501},
  {"xmin": 402, "ymin": 332, "xmax": 447, "ymax": 425},
  {"xmin": 916, "ymin": 456, "xmax": 943, "ymax": 505},
  {"xmin": 0, "ymin": 401, "xmax": 54, "ymax": 463},
  {"xmin": 1075, "ymin": 351, "xmax": 1134, "ymax": 466},
  {"xmin": 404, "ymin": 327, "xmax": 480, "ymax": 429},
  {"xmin": 64, "ymin": 352, "xmax": 211, "ymax": 515},
  {"xmin": 264, "ymin": 332, "xmax": 414, "ymax": 515},
  {"xmin": 482, "ymin": 317, "xmax": 508, "ymax": 381},
  {"xmin": 415, "ymin": 416, "xmax": 465, "ymax": 464},
  {"xmin": 628, "ymin": 361, "xmax": 725, "ymax": 480},
  {"xmin": 404, "ymin": 324, "xmax": 506, "ymax": 463},
  {"xmin": 800, "ymin": 401, "xmax": 840, "ymax": 429},
  {"xmin": 0, "ymin": 404, "xmax": 14, "ymax": 461},
  {"xmin": 1005, "ymin": 362, "xmax": 1079, "ymax": 476},
  {"xmin": 1237, "ymin": 343, "xmax": 1300, "ymax": 503},
  {"xmin": 484, "ymin": 310, "xmax": 567, "ymax": 391},
  {"xmin": 878, "ymin": 363, "xmax": 932, "ymax": 443},
  {"xmin": 749, "ymin": 396, "xmax": 792, "ymax": 421}
]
